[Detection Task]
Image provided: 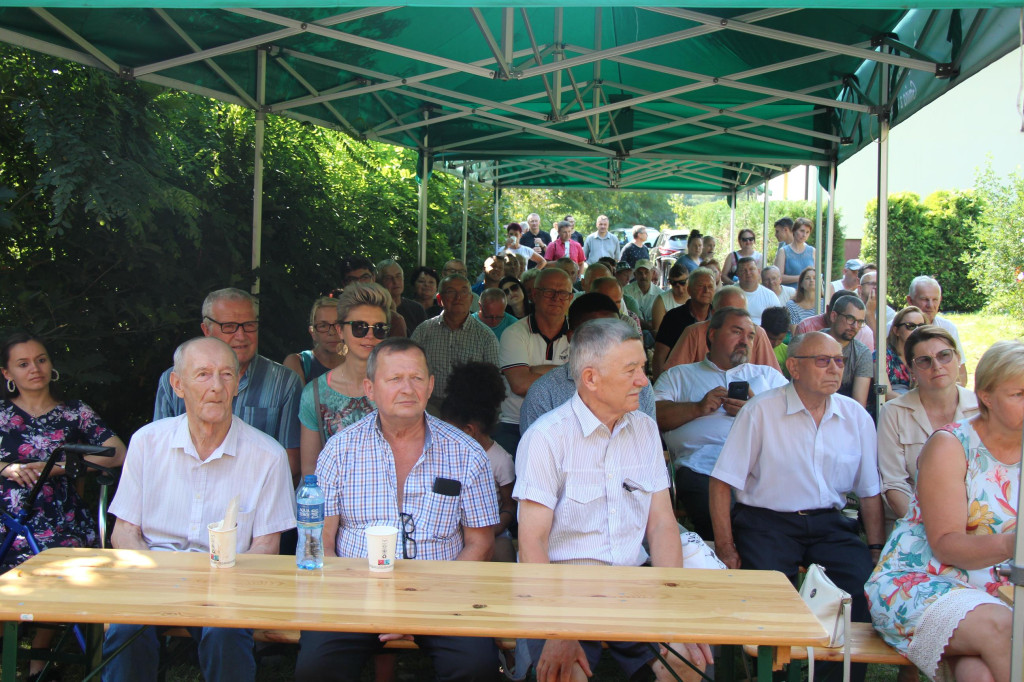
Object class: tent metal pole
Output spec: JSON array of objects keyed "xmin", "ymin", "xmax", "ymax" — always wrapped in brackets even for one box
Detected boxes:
[
  {"xmin": 1001, "ymin": 432, "xmax": 1024, "ymax": 681},
  {"xmin": 493, "ymin": 185, "xmax": 501, "ymax": 254},
  {"xmin": 813, "ymin": 168, "xmax": 823, "ymax": 314},
  {"xmin": 461, "ymin": 173, "xmax": 469, "ymax": 265},
  {"xmin": 823, "ymin": 161, "xmax": 836, "ymax": 314},
  {"xmin": 875, "ymin": 74, "xmax": 890, "ymax": 419},
  {"xmin": 729, "ymin": 190, "xmax": 736, "ymax": 260},
  {"xmin": 761, "ymin": 179, "xmax": 769, "ymax": 271},
  {"xmin": 250, "ymin": 47, "xmax": 266, "ymax": 299},
  {"xmin": 814, "ymin": 169, "xmax": 823, "ymax": 313},
  {"xmin": 417, "ymin": 151, "xmax": 428, "ymax": 267}
]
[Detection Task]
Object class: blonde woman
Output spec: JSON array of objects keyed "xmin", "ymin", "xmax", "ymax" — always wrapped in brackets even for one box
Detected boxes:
[{"xmin": 284, "ymin": 297, "xmax": 346, "ymax": 385}]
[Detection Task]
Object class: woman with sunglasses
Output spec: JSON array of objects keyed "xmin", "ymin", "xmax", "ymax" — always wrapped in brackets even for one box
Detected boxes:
[
  {"xmin": 721, "ymin": 229, "xmax": 762, "ymax": 284},
  {"xmin": 499, "ymin": 275, "xmax": 531, "ymax": 319},
  {"xmin": 298, "ymin": 284, "xmax": 392, "ymax": 476},
  {"xmin": 868, "ymin": 340, "xmax": 1020, "ymax": 682},
  {"xmin": 877, "ymin": 325, "xmax": 979, "ymax": 523},
  {"xmin": 650, "ymin": 263, "xmax": 690, "ymax": 333},
  {"xmin": 284, "ymin": 297, "xmax": 347, "ymax": 386},
  {"xmin": 877, "ymin": 306, "xmax": 927, "ymax": 400}
]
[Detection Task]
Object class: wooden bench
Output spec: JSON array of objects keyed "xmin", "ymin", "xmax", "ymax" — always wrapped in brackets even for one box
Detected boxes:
[
  {"xmin": 163, "ymin": 627, "xmax": 517, "ymax": 651},
  {"xmin": 743, "ymin": 622, "xmax": 912, "ymax": 668}
]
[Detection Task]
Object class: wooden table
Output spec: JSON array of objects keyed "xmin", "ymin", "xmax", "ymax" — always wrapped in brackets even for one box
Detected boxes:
[{"xmin": 0, "ymin": 548, "xmax": 827, "ymax": 680}]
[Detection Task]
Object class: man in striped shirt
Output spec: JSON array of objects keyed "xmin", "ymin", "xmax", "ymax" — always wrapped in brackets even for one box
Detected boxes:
[{"xmin": 515, "ymin": 318, "xmax": 712, "ymax": 682}]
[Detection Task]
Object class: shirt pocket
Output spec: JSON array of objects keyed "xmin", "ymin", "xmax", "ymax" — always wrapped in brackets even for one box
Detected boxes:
[
  {"xmin": 827, "ymin": 448, "xmax": 863, "ymax": 493},
  {"xmin": 422, "ymin": 492, "xmax": 462, "ymax": 540}
]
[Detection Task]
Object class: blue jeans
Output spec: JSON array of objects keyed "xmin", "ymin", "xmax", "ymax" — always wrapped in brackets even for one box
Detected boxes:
[{"xmin": 102, "ymin": 624, "xmax": 255, "ymax": 682}]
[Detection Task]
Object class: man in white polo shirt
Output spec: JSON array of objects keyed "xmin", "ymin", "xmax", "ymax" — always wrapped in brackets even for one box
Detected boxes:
[
  {"xmin": 654, "ymin": 307, "xmax": 787, "ymax": 540},
  {"xmin": 494, "ymin": 268, "xmax": 573, "ymax": 456}
]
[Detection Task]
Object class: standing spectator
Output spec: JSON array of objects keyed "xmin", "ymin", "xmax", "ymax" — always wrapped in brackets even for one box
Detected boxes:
[
  {"xmin": 298, "ymin": 284, "xmax": 389, "ymax": 477},
  {"xmin": 905, "ymin": 275, "xmax": 967, "ymax": 385},
  {"xmin": 583, "ymin": 214, "xmax": 620, "ymax": 264},
  {"xmin": 519, "ymin": 213, "xmax": 551, "ymax": 267},
  {"xmin": 153, "ymin": 287, "xmax": 302, "ymax": 482},
  {"xmin": 678, "ymin": 230, "xmax": 703, "ymax": 274},
  {"xmin": 734, "ymin": 256, "xmax": 778, "ymax": 325},
  {"xmin": 619, "ymin": 226, "xmax": 649, "ymax": 269},
  {"xmin": 650, "ymin": 263, "xmax": 690, "ymax": 334},
  {"xmin": 411, "ymin": 274, "xmax": 499, "ymax": 414},
  {"xmin": 774, "ymin": 217, "xmax": 815, "ymax": 284},
  {"xmin": 498, "ymin": 222, "xmax": 546, "ymax": 270},
  {"xmin": 773, "ymin": 217, "xmax": 794, "ymax": 248},
  {"xmin": 824, "ymin": 294, "xmax": 872, "ymax": 408},
  {"xmin": 721, "ymin": 229, "xmax": 763, "ymax": 284},
  {"xmin": 410, "ymin": 266, "xmax": 442, "ymax": 318},
  {"xmin": 284, "ymin": 297, "xmax": 346, "ymax": 385},
  {"xmin": 544, "ymin": 221, "xmax": 585, "ymax": 266},
  {"xmin": 562, "ymin": 214, "xmax": 585, "ymax": 246},
  {"xmin": 377, "ymin": 259, "xmax": 426, "ymax": 334},
  {"xmin": 494, "ymin": 268, "xmax": 573, "ymax": 455},
  {"xmin": 702, "ymin": 234, "xmax": 717, "ymax": 262},
  {"xmin": 826, "ymin": 258, "xmax": 864, "ymax": 301}
]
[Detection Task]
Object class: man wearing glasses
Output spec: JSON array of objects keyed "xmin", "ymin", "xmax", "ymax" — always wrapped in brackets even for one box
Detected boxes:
[
  {"xmin": 297, "ymin": 337, "xmax": 500, "ymax": 682},
  {"xmin": 411, "ymin": 274, "xmax": 499, "ymax": 415},
  {"xmin": 825, "ymin": 295, "xmax": 873, "ymax": 408},
  {"xmin": 153, "ymin": 287, "xmax": 303, "ymax": 482},
  {"xmin": 494, "ymin": 268, "xmax": 574, "ymax": 455},
  {"xmin": 710, "ymin": 330, "xmax": 885, "ymax": 682}
]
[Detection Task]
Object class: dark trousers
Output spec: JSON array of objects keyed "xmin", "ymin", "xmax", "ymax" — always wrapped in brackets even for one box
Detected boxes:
[
  {"xmin": 295, "ymin": 631, "xmax": 498, "ymax": 682},
  {"xmin": 731, "ymin": 503, "xmax": 873, "ymax": 682},
  {"xmin": 674, "ymin": 467, "xmax": 714, "ymax": 540}
]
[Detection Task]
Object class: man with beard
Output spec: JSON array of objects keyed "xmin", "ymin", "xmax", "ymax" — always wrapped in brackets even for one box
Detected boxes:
[{"xmin": 653, "ymin": 308, "xmax": 787, "ymax": 540}]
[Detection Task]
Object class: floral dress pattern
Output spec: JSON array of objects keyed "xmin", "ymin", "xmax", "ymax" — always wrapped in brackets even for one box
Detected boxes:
[
  {"xmin": 885, "ymin": 345, "xmax": 914, "ymax": 394},
  {"xmin": 865, "ymin": 420, "xmax": 1017, "ymax": 680},
  {"xmin": 0, "ymin": 400, "xmax": 115, "ymax": 572}
]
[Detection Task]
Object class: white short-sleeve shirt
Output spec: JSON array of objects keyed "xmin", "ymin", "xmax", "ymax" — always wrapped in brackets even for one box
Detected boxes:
[{"xmin": 711, "ymin": 384, "xmax": 881, "ymax": 511}]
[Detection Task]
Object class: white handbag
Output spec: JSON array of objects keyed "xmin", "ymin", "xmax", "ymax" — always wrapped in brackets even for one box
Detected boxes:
[{"xmin": 799, "ymin": 563, "xmax": 852, "ymax": 682}]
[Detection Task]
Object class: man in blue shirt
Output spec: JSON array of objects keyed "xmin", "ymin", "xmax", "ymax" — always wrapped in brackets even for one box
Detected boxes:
[{"xmin": 153, "ymin": 287, "xmax": 302, "ymax": 482}]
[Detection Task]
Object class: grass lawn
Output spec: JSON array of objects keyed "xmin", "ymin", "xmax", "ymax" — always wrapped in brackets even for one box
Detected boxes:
[{"xmin": 944, "ymin": 311, "xmax": 1024, "ymax": 387}]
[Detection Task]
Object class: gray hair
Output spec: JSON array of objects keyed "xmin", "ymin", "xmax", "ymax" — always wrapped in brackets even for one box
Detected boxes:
[
  {"xmin": 688, "ymin": 267, "xmax": 715, "ymax": 288},
  {"xmin": 172, "ymin": 336, "xmax": 239, "ymax": 376},
  {"xmin": 366, "ymin": 337, "xmax": 430, "ymax": 381},
  {"xmin": 439, "ymin": 273, "xmax": 470, "ymax": 290},
  {"xmin": 631, "ymin": 224, "xmax": 646, "ymax": 239},
  {"xmin": 908, "ymin": 275, "xmax": 941, "ymax": 298},
  {"xmin": 479, "ymin": 288, "xmax": 508, "ymax": 305},
  {"xmin": 336, "ymin": 282, "xmax": 392, "ymax": 323},
  {"xmin": 201, "ymin": 287, "xmax": 256, "ymax": 320},
  {"xmin": 761, "ymin": 265, "xmax": 780, "ymax": 279},
  {"xmin": 568, "ymin": 317, "xmax": 641, "ymax": 383},
  {"xmin": 527, "ymin": 213, "xmax": 540, "ymax": 222},
  {"xmin": 520, "ymin": 268, "xmax": 543, "ymax": 286},
  {"xmin": 375, "ymin": 258, "xmax": 402, "ymax": 276},
  {"xmin": 712, "ymin": 285, "xmax": 746, "ymax": 310}
]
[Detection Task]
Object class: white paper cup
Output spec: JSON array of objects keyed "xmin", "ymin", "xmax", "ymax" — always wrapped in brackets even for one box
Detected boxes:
[
  {"xmin": 208, "ymin": 522, "xmax": 237, "ymax": 568},
  {"xmin": 841, "ymin": 508, "xmax": 859, "ymax": 520},
  {"xmin": 365, "ymin": 526, "xmax": 399, "ymax": 573}
]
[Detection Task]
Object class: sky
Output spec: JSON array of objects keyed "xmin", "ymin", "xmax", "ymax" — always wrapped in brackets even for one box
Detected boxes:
[{"xmin": 766, "ymin": 47, "xmax": 1024, "ymax": 240}]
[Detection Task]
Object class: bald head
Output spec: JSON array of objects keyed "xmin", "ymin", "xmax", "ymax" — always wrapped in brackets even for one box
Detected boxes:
[
  {"xmin": 786, "ymin": 332, "xmax": 843, "ymax": 398},
  {"xmin": 712, "ymin": 285, "xmax": 747, "ymax": 311}
]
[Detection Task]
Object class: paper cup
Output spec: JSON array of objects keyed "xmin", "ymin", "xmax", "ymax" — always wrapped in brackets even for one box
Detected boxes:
[
  {"xmin": 365, "ymin": 526, "xmax": 399, "ymax": 573},
  {"xmin": 208, "ymin": 522, "xmax": 237, "ymax": 568},
  {"xmin": 841, "ymin": 508, "xmax": 859, "ymax": 521}
]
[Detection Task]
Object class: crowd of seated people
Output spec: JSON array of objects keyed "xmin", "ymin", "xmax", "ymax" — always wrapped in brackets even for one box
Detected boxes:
[{"xmin": 1, "ymin": 210, "xmax": 1016, "ymax": 682}]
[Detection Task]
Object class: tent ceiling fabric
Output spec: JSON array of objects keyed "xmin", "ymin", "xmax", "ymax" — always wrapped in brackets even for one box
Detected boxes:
[{"xmin": 1, "ymin": 4, "xmax": 1020, "ymax": 192}]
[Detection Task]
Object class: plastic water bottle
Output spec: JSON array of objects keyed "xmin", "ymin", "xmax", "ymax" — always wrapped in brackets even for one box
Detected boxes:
[{"xmin": 296, "ymin": 474, "xmax": 325, "ymax": 570}]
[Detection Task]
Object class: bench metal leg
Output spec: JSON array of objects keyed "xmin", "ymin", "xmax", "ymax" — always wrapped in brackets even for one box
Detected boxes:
[
  {"xmin": 757, "ymin": 646, "xmax": 775, "ymax": 682},
  {"xmin": 2, "ymin": 622, "xmax": 18, "ymax": 682}
]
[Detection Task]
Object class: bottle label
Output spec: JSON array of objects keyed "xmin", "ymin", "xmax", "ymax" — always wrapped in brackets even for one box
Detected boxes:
[{"xmin": 297, "ymin": 502, "xmax": 325, "ymax": 525}]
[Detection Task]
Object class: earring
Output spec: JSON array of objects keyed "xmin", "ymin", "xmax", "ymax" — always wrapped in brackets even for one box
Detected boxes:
[
  {"xmin": 6, "ymin": 379, "xmax": 14, "ymax": 393},
  {"xmin": 51, "ymin": 369, "xmax": 60, "ymax": 382}
]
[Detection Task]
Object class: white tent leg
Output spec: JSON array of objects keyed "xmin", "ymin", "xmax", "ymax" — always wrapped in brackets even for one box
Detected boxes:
[
  {"xmin": 824, "ymin": 161, "xmax": 837, "ymax": 312},
  {"xmin": 251, "ymin": 48, "xmax": 266, "ymax": 299},
  {"xmin": 761, "ymin": 181, "xmax": 769, "ymax": 268},
  {"xmin": 461, "ymin": 173, "xmax": 469, "ymax": 264},
  {"xmin": 875, "ymin": 79, "xmax": 890, "ymax": 417},
  {"xmin": 729, "ymin": 190, "xmax": 736, "ymax": 260},
  {"xmin": 814, "ymin": 168, "xmax": 823, "ymax": 313},
  {"xmin": 493, "ymin": 186, "xmax": 501, "ymax": 253},
  {"xmin": 418, "ymin": 151, "xmax": 428, "ymax": 267}
]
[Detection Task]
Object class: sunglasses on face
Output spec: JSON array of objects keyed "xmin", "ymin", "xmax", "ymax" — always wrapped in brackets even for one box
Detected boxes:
[
  {"xmin": 739, "ymin": 236, "xmax": 755, "ymax": 243},
  {"xmin": 911, "ymin": 348, "xmax": 956, "ymax": 370},
  {"xmin": 791, "ymin": 355, "xmax": 845, "ymax": 369},
  {"xmin": 337, "ymin": 320, "xmax": 391, "ymax": 339},
  {"xmin": 502, "ymin": 283, "xmax": 521, "ymax": 294},
  {"xmin": 669, "ymin": 279, "xmax": 688, "ymax": 287}
]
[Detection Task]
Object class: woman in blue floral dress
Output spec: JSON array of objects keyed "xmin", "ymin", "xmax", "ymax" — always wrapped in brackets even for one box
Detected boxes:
[
  {"xmin": 866, "ymin": 341, "xmax": 1021, "ymax": 682},
  {"xmin": 1, "ymin": 332, "xmax": 126, "ymax": 675}
]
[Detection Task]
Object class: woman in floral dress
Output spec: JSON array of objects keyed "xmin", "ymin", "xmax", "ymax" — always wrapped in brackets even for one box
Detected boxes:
[
  {"xmin": 866, "ymin": 340, "xmax": 1021, "ymax": 682},
  {"xmin": 1, "ymin": 331, "xmax": 126, "ymax": 676}
]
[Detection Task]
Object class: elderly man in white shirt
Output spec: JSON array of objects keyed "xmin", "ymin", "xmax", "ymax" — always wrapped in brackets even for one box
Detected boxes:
[
  {"xmin": 654, "ymin": 307, "xmax": 787, "ymax": 540},
  {"xmin": 709, "ymin": 331, "xmax": 885, "ymax": 682},
  {"xmin": 515, "ymin": 318, "xmax": 712, "ymax": 682},
  {"xmin": 103, "ymin": 337, "xmax": 296, "ymax": 682}
]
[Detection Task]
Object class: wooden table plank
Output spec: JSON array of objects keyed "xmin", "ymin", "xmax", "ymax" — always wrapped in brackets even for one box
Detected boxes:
[{"xmin": 0, "ymin": 548, "xmax": 828, "ymax": 647}]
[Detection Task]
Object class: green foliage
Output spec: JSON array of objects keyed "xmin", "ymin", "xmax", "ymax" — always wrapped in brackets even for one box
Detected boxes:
[
  {"xmin": 965, "ymin": 165, "xmax": 1024, "ymax": 321},
  {"xmin": 676, "ymin": 199, "xmax": 846, "ymax": 277},
  {"xmin": 0, "ymin": 46, "xmax": 494, "ymax": 437},
  {"xmin": 861, "ymin": 189, "xmax": 983, "ymax": 313}
]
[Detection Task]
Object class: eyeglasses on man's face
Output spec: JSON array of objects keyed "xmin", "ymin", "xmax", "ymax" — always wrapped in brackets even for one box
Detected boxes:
[
  {"xmin": 534, "ymin": 288, "xmax": 573, "ymax": 301},
  {"xmin": 343, "ymin": 271, "xmax": 375, "ymax": 286},
  {"xmin": 337, "ymin": 320, "xmax": 390, "ymax": 339},
  {"xmin": 791, "ymin": 354, "xmax": 845, "ymax": 369},
  {"xmin": 205, "ymin": 317, "xmax": 259, "ymax": 334},
  {"xmin": 835, "ymin": 312, "xmax": 866, "ymax": 328}
]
